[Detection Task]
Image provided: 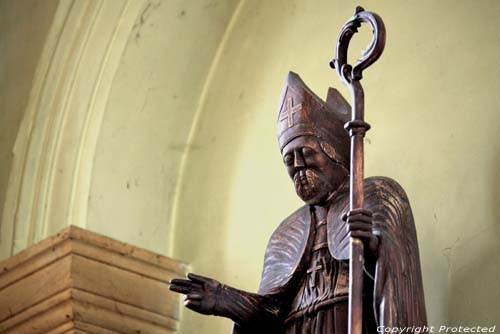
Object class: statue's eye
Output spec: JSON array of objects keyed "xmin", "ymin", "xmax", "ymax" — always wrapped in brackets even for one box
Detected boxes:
[
  {"xmin": 302, "ymin": 147, "xmax": 315, "ymax": 157},
  {"xmin": 284, "ymin": 154, "xmax": 293, "ymax": 165}
]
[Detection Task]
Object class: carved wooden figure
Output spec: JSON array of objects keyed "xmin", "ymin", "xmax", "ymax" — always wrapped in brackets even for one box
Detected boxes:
[{"xmin": 169, "ymin": 7, "xmax": 426, "ymax": 334}]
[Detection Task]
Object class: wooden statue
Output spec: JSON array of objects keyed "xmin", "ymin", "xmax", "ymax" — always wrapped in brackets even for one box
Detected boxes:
[{"xmin": 169, "ymin": 7, "xmax": 427, "ymax": 334}]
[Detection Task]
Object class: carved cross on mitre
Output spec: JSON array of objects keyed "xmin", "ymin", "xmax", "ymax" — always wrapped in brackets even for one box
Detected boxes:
[{"xmin": 280, "ymin": 96, "xmax": 303, "ymax": 128}]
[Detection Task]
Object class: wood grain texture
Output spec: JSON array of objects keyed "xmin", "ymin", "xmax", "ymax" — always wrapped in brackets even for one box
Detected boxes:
[
  {"xmin": 74, "ymin": 321, "xmax": 125, "ymax": 334},
  {"xmin": 46, "ymin": 321, "xmax": 74, "ymax": 334},
  {"xmin": 0, "ymin": 225, "xmax": 186, "ymax": 334}
]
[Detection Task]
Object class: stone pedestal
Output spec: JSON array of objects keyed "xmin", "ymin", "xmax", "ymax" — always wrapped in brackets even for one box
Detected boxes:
[{"xmin": 0, "ymin": 226, "xmax": 187, "ymax": 334}]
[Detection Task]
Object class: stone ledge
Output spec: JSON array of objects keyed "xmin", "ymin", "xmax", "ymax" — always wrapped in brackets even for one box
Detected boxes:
[{"xmin": 0, "ymin": 225, "xmax": 187, "ymax": 334}]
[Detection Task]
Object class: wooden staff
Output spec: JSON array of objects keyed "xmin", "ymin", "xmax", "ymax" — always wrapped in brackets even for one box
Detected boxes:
[{"xmin": 330, "ymin": 7, "xmax": 386, "ymax": 334}]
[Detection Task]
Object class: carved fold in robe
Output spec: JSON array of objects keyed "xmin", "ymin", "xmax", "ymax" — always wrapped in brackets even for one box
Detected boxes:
[{"xmin": 233, "ymin": 176, "xmax": 426, "ymax": 333}]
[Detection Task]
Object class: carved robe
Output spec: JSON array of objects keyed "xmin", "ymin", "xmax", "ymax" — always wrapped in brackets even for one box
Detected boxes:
[
  {"xmin": 283, "ymin": 203, "xmax": 357, "ymax": 334},
  {"xmin": 233, "ymin": 176, "xmax": 427, "ymax": 333}
]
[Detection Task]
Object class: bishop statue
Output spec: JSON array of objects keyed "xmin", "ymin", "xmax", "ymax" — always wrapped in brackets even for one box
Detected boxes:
[{"xmin": 169, "ymin": 7, "xmax": 427, "ymax": 334}]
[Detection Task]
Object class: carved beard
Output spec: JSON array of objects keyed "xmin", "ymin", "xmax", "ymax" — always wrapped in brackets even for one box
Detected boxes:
[{"xmin": 293, "ymin": 169, "xmax": 332, "ymax": 204}]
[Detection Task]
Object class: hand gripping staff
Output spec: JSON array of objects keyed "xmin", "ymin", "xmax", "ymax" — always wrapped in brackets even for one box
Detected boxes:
[{"xmin": 330, "ymin": 7, "xmax": 386, "ymax": 334}]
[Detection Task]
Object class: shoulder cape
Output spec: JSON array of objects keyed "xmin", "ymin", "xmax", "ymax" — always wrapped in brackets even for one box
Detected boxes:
[{"xmin": 257, "ymin": 176, "xmax": 427, "ymax": 327}]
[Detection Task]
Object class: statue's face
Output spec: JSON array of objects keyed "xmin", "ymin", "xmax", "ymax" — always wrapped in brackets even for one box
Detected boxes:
[{"xmin": 282, "ymin": 136, "xmax": 348, "ymax": 205}]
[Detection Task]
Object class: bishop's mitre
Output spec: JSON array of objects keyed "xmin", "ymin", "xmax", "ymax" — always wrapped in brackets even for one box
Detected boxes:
[{"xmin": 277, "ymin": 72, "xmax": 351, "ymax": 167}]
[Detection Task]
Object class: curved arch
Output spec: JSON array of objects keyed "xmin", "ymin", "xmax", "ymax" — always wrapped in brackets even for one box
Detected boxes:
[{"xmin": 0, "ymin": 0, "xmax": 147, "ymax": 257}]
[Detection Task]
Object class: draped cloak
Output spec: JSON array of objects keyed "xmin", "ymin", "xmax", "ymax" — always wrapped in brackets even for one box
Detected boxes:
[{"xmin": 233, "ymin": 176, "xmax": 427, "ymax": 333}]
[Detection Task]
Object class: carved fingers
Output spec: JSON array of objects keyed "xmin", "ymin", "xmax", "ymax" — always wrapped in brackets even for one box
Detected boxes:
[
  {"xmin": 169, "ymin": 273, "xmax": 220, "ymax": 315},
  {"xmin": 343, "ymin": 208, "xmax": 379, "ymax": 255}
]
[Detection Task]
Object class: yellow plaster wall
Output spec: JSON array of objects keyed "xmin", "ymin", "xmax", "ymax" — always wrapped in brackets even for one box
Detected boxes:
[
  {"xmin": 0, "ymin": 0, "xmax": 59, "ymax": 250},
  {"xmin": 173, "ymin": 0, "xmax": 500, "ymax": 333},
  {"xmin": 87, "ymin": 0, "xmax": 239, "ymax": 256},
  {"xmin": 0, "ymin": 0, "xmax": 499, "ymax": 333}
]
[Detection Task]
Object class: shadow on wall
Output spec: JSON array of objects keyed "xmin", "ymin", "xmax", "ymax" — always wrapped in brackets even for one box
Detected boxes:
[
  {"xmin": 447, "ymin": 147, "xmax": 500, "ymax": 325},
  {"xmin": 0, "ymin": 0, "xmax": 59, "ymax": 258}
]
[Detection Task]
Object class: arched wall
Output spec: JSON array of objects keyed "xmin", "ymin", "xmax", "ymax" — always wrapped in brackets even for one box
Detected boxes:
[
  {"xmin": 1, "ymin": 0, "xmax": 151, "ymax": 256},
  {"xmin": 86, "ymin": 0, "xmax": 240, "ymax": 254},
  {"xmin": 172, "ymin": 1, "xmax": 500, "ymax": 333},
  {"xmin": 1, "ymin": 1, "xmax": 499, "ymax": 334},
  {"xmin": 0, "ymin": 0, "xmax": 240, "ymax": 258},
  {"xmin": 0, "ymin": 0, "xmax": 59, "ymax": 258}
]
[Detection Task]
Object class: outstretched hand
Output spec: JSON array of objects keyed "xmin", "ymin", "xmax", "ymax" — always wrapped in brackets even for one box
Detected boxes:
[{"xmin": 169, "ymin": 273, "xmax": 221, "ymax": 315}]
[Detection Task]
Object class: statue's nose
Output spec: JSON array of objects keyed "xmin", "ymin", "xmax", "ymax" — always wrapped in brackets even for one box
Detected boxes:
[{"xmin": 294, "ymin": 150, "xmax": 306, "ymax": 169}]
